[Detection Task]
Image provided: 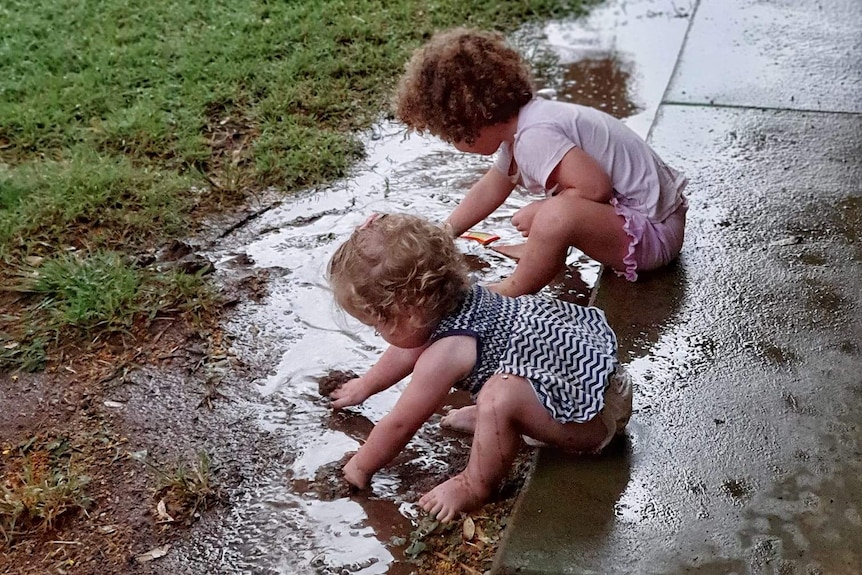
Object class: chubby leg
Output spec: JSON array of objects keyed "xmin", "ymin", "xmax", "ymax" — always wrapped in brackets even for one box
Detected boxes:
[
  {"xmin": 493, "ymin": 192, "xmax": 630, "ymax": 297},
  {"xmin": 419, "ymin": 374, "xmax": 607, "ymax": 521}
]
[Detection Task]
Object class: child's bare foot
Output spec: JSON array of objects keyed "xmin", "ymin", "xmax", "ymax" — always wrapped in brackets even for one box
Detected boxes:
[
  {"xmin": 490, "ymin": 242, "xmax": 526, "ymax": 260},
  {"xmin": 418, "ymin": 474, "xmax": 487, "ymax": 523},
  {"xmin": 440, "ymin": 406, "xmax": 477, "ymax": 434}
]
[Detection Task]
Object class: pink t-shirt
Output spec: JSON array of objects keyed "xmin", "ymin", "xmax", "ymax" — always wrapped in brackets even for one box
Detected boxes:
[{"xmin": 493, "ymin": 99, "xmax": 687, "ymax": 222}]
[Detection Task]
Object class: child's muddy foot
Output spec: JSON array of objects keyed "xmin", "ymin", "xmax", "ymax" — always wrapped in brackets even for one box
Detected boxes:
[
  {"xmin": 418, "ymin": 475, "xmax": 487, "ymax": 523},
  {"xmin": 489, "ymin": 242, "xmax": 526, "ymax": 260},
  {"xmin": 521, "ymin": 434, "xmax": 548, "ymax": 447},
  {"xmin": 440, "ymin": 406, "xmax": 477, "ymax": 434}
]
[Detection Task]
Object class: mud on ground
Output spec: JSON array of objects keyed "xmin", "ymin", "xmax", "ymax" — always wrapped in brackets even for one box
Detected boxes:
[
  {"xmin": 0, "ymin": 288, "xmax": 280, "ymax": 573},
  {"xmin": 0, "ymin": 204, "xmax": 532, "ymax": 575}
]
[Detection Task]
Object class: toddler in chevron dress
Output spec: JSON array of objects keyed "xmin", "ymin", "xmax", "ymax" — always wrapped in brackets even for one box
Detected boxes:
[{"xmin": 327, "ymin": 213, "xmax": 633, "ymax": 523}]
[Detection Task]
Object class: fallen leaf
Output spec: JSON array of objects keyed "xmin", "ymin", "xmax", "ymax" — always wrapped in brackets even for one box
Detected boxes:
[
  {"xmin": 769, "ymin": 236, "xmax": 802, "ymax": 247},
  {"xmin": 156, "ymin": 499, "xmax": 175, "ymax": 523},
  {"xmin": 462, "ymin": 516, "xmax": 475, "ymax": 541},
  {"xmin": 135, "ymin": 545, "xmax": 170, "ymax": 563}
]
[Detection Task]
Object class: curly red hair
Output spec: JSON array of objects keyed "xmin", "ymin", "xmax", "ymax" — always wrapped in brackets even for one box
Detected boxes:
[{"xmin": 394, "ymin": 28, "xmax": 534, "ymax": 145}]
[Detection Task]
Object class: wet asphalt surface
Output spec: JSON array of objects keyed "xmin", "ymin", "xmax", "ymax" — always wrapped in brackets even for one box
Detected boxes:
[{"xmin": 495, "ymin": 0, "xmax": 862, "ymax": 574}]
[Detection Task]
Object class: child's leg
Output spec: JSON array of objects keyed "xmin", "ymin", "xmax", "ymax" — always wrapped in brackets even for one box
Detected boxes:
[
  {"xmin": 419, "ymin": 374, "xmax": 607, "ymax": 521},
  {"xmin": 494, "ymin": 192, "xmax": 630, "ymax": 296}
]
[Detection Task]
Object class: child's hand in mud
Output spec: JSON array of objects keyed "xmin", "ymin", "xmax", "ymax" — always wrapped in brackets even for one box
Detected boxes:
[
  {"xmin": 342, "ymin": 453, "xmax": 370, "ymax": 490},
  {"xmin": 330, "ymin": 377, "xmax": 371, "ymax": 409},
  {"xmin": 316, "ymin": 370, "xmax": 358, "ymax": 397}
]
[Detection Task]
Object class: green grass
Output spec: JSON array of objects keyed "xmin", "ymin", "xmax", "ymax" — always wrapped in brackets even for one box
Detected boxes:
[
  {"xmin": 28, "ymin": 251, "xmax": 142, "ymax": 332},
  {"xmin": 0, "ymin": 0, "xmax": 589, "ymax": 367},
  {"xmin": 1, "ymin": 250, "xmax": 219, "ymax": 371},
  {"xmin": 24, "ymin": 251, "xmax": 218, "ymax": 333},
  {"xmin": 0, "ymin": 151, "xmax": 192, "ymax": 260}
]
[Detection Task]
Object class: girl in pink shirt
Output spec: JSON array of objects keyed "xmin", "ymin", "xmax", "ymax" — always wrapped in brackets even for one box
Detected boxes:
[{"xmin": 395, "ymin": 28, "xmax": 688, "ymax": 296}]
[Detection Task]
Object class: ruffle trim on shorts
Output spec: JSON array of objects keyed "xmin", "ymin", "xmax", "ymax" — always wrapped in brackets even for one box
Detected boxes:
[{"xmin": 611, "ymin": 197, "xmax": 643, "ymax": 282}]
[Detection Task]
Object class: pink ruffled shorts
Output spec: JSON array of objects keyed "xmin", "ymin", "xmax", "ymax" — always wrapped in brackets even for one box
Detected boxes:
[{"xmin": 611, "ymin": 196, "xmax": 688, "ymax": 281}]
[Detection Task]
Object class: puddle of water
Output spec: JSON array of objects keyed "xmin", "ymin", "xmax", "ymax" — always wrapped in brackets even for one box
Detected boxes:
[
  {"xmin": 190, "ymin": 1, "xmax": 692, "ymax": 573},
  {"xmin": 543, "ymin": 0, "xmax": 693, "ymax": 137}
]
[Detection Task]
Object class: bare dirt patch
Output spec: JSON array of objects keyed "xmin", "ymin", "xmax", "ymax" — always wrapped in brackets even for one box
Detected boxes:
[
  {"xmin": 0, "ymin": 334, "xmax": 201, "ymax": 574},
  {"xmin": 0, "ymin": 244, "xmax": 273, "ymax": 574}
]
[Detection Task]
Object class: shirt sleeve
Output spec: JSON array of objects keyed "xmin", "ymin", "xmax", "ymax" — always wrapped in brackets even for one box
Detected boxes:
[
  {"xmin": 513, "ymin": 125, "xmax": 576, "ymax": 192},
  {"xmin": 492, "ymin": 141, "xmax": 514, "ymax": 177}
]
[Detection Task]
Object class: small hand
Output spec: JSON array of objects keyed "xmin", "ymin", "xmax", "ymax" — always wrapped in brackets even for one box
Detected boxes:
[
  {"xmin": 511, "ymin": 200, "xmax": 544, "ymax": 238},
  {"xmin": 330, "ymin": 377, "xmax": 370, "ymax": 409},
  {"xmin": 511, "ymin": 212, "xmax": 530, "ymax": 237},
  {"xmin": 342, "ymin": 454, "xmax": 370, "ymax": 490}
]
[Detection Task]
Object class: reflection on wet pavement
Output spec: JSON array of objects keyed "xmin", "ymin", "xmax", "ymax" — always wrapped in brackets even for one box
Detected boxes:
[{"xmin": 181, "ymin": 1, "xmax": 692, "ymax": 573}]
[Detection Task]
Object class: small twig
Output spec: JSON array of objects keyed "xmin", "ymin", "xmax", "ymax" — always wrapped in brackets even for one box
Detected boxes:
[
  {"xmin": 98, "ymin": 350, "xmax": 143, "ymax": 385},
  {"xmin": 460, "ymin": 563, "xmax": 483, "ymax": 575},
  {"xmin": 190, "ymin": 357, "xmax": 206, "ymax": 373},
  {"xmin": 151, "ymin": 321, "xmax": 174, "ymax": 345},
  {"xmin": 218, "ymin": 202, "xmax": 282, "ymax": 238}
]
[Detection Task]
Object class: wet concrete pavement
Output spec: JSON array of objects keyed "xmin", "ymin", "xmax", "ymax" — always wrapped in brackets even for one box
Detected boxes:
[{"xmin": 493, "ymin": 0, "xmax": 862, "ymax": 573}]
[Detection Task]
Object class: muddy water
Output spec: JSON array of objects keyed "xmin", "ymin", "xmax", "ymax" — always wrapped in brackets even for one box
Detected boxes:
[{"xmin": 189, "ymin": 2, "xmax": 691, "ymax": 574}]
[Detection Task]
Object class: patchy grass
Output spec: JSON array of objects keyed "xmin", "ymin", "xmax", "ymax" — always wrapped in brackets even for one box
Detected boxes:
[
  {"xmin": 0, "ymin": 337, "xmax": 47, "ymax": 373},
  {"xmin": 1, "ymin": 251, "xmax": 219, "ymax": 371},
  {"xmin": 0, "ymin": 436, "xmax": 93, "ymax": 546},
  {"xmin": 25, "ymin": 251, "xmax": 142, "ymax": 333},
  {"xmin": 0, "ymin": 151, "xmax": 193, "ymax": 262},
  {"xmin": 133, "ymin": 451, "xmax": 221, "ymax": 526}
]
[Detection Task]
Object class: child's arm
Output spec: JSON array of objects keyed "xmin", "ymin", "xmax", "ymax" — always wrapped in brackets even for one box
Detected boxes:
[
  {"xmin": 342, "ymin": 335, "xmax": 476, "ymax": 488},
  {"xmin": 445, "ymin": 168, "xmax": 516, "ymax": 237},
  {"xmin": 330, "ymin": 344, "xmax": 427, "ymax": 409},
  {"xmin": 547, "ymin": 147, "xmax": 613, "ymax": 203}
]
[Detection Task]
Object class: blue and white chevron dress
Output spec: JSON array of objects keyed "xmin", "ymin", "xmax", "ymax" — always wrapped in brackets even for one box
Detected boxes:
[{"xmin": 430, "ymin": 285, "xmax": 619, "ymax": 423}]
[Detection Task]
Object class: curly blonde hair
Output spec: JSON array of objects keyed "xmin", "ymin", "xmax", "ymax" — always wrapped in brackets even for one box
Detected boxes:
[
  {"xmin": 394, "ymin": 28, "xmax": 534, "ymax": 145},
  {"xmin": 328, "ymin": 214, "xmax": 470, "ymax": 327}
]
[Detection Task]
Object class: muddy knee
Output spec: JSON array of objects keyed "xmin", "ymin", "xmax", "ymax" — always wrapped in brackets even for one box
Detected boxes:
[{"xmin": 475, "ymin": 375, "xmax": 525, "ymax": 419}]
